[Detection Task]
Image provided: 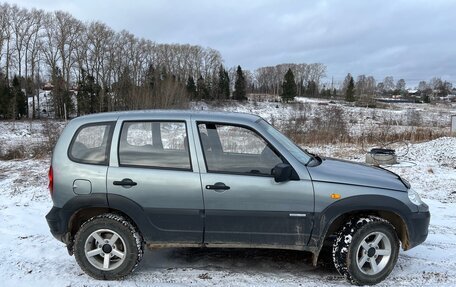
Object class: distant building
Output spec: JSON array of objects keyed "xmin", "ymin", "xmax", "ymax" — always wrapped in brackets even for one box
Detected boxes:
[
  {"xmin": 42, "ymin": 82, "xmax": 54, "ymax": 91},
  {"xmin": 407, "ymin": 89, "xmax": 418, "ymax": 96}
]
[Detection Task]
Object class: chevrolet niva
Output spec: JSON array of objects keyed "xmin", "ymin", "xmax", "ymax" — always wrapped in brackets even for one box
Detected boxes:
[{"xmin": 46, "ymin": 110, "xmax": 429, "ymax": 285}]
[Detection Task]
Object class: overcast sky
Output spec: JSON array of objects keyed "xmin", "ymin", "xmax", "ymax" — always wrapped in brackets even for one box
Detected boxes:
[{"xmin": 6, "ymin": 0, "xmax": 456, "ymax": 87}]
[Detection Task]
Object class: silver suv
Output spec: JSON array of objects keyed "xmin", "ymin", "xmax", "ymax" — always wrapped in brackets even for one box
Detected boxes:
[{"xmin": 46, "ymin": 110, "xmax": 430, "ymax": 285}]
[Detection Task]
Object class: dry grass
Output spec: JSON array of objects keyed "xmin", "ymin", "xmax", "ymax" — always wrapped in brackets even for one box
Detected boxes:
[
  {"xmin": 1, "ymin": 145, "xmax": 26, "ymax": 160},
  {"xmin": 0, "ymin": 105, "xmax": 451, "ymax": 160},
  {"xmin": 282, "ymin": 104, "xmax": 449, "ymax": 146},
  {"xmin": 0, "ymin": 120, "xmax": 63, "ymax": 160},
  {"xmin": 284, "ymin": 105, "xmax": 352, "ymax": 145}
]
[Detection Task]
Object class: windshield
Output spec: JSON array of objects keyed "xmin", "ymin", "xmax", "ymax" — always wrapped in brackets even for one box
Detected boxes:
[{"xmin": 258, "ymin": 119, "xmax": 312, "ymax": 165}]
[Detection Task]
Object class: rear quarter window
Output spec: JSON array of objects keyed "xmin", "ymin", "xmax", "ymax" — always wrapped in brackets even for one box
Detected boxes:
[
  {"xmin": 118, "ymin": 121, "xmax": 191, "ymax": 170},
  {"xmin": 68, "ymin": 122, "xmax": 115, "ymax": 165}
]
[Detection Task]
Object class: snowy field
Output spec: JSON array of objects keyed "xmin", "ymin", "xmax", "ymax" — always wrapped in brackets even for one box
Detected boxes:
[
  {"xmin": 193, "ymin": 99, "xmax": 455, "ymax": 137},
  {"xmin": 1, "ymin": 101, "xmax": 456, "ymax": 286}
]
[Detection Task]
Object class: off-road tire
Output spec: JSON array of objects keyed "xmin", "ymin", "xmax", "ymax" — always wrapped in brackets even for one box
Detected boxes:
[
  {"xmin": 333, "ymin": 216, "xmax": 399, "ymax": 285},
  {"xmin": 73, "ymin": 213, "xmax": 144, "ymax": 280}
]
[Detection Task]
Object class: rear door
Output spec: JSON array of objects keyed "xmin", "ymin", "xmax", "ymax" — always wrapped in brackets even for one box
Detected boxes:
[
  {"xmin": 194, "ymin": 121, "xmax": 314, "ymax": 247},
  {"xmin": 107, "ymin": 116, "xmax": 204, "ymax": 244}
]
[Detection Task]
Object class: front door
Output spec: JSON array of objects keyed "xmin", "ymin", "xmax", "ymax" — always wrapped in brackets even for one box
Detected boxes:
[
  {"xmin": 196, "ymin": 122, "xmax": 314, "ymax": 247},
  {"xmin": 107, "ymin": 120, "xmax": 204, "ymax": 244}
]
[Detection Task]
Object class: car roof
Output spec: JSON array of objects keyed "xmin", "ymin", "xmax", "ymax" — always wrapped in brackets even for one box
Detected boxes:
[{"xmin": 70, "ymin": 109, "xmax": 262, "ymax": 124}]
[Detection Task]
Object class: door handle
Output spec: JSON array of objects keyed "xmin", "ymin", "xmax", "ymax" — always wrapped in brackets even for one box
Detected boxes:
[
  {"xmin": 205, "ymin": 182, "xmax": 230, "ymax": 191},
  {"xmin": 113, "ymin": 178, "xmax": 137, "ymax": 187}
]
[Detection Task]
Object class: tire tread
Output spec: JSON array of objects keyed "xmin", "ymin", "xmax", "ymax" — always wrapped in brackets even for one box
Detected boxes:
[
  {"xmin": 73, "ymin": 213, "xmax": 144, "ymax": 280},
  {"xmin": 332, "ymin": 215, "xmax": 398, "ymax": 285}
]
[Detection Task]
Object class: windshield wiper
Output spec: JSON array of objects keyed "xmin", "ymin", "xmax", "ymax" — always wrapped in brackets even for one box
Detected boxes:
[
  {"xmin": 305, "ymin": 156, "xmax": 314, "ymax": 166},
  {"xmin": 304, "ymin": 150, "xmax": 322, "ymax": 166},
  {"xmin": 305, "ymin": 153, "xmax": 316, "ymax": 166}
]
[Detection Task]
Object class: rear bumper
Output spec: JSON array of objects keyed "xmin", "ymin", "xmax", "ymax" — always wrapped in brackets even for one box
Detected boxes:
[
  {"xmin": 45, "ymin": 206, "xmax": 70, "ymax": 243},
  {"xmin": 407, "ymin": 204, "xmax": 430, "ymax": 249}
]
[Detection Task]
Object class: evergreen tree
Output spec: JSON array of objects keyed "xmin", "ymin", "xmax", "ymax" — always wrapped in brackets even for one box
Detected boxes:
[
  {"xmin": 422, "ymin": 94, "xmax": 431, "ymax": 103},
  {"xmin": 345, "ymin": 75, "xmax": 355, "ymax": 102},
  {"xmin": 233, "ymin": 65, "xmax": 247, "ymax": 101},
  {"xmin": 196, "ymin": 76, "xmax": 209, "ymax": 100},
  {"xmin": 145, "ymin": 65, "xmax": 156, "ymax": 90},
  {"xmin": 0, "ymin": 73, "xmax": 12, "ymax": 118},
  {"xmin": 186, "ymin": 76, "xmax": 197, "ymax": 99},
  {"xmin": 12, "ymin": 76, "xmax": 27, "ymax": 118},
  {"xmin": 320, "ymin": 87, "xmax": 331, "ymax": 98},
  {"xmin": 88, "ymin": 75, "xmax": 101, "ymax": 113},
  {"xmin": 306, "ymin": 80, "xmax": 317, "ymax": 98},
  {"xmin": 114, "ymin": 67, "xmax": 133, "ymax": 110},
  {"xmin": 217, "ymin": 65, "xmax": 230, "ymax": 99},
  {"xmin": 281, "ymin": 68, "xmax": 297, "ymax": 102},
  {"xmin": 77, "ymin": 69, "xmax": 101, "ymax": 115}
]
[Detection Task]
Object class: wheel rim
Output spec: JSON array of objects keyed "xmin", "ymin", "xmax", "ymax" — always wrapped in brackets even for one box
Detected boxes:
[
  {"xmin": 84, "ymin": 229, "xmax": 127, "ymax": 271},
  {"xmin": 355, "ymin": 231, "xmax": 392, "ymax": 275}
]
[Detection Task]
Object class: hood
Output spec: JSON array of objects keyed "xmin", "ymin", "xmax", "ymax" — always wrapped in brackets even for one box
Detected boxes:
[{"xmin": 307, "ymin": 157, "xmax": 408, "ymax": 191}]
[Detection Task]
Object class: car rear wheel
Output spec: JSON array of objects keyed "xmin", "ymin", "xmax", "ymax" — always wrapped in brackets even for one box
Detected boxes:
[
  {"xmin": 332, "ymin": 216, "xmax": 399, "ymax": 285},
  {"xmin": 74, "ymin": 213, "xmax": 144, "ymax": 280}
]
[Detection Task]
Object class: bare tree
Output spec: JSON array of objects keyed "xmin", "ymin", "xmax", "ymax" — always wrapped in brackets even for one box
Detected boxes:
[
  {"xmin": 366, "ymin": 76, "xmax": 376, "ymax": 95},
  {"xmin": 26, "ymin": 9, "xmax": 44, "ymax": 118},
  {"xmin": 11, "ymin": 5, "xmax": 33, "ymax": 80},
  {"xmin": 418, "ymin": 81, "xmax": 428, "ymax": 91},
  {"xmin": 0, "ymin": 4, "xmax": 8, "ymax": 68},
  {"xmin": 1, "ymin": 3, "xmax": 14, "ymax": 79},
  {"xmin": 54, "ymin": 11, "xmax": 84, "ymax": 89},
  {"xmin": 253, "ymin": 63, "xmax": 326, "ymax": 96},
  {"xmin": 396, "ymin": 78, "xmax": 406, "ymax": 92},
  {"xmin": 41, "ymin": 12, "xmax": 60, "ymax": 80},
  {"xmin": 355, "ymin": 74, "xmax": 367, "ymax": 96},
  {"xmin": 383, "ymin": 76, "xmax": 395, "ymax": 92}
]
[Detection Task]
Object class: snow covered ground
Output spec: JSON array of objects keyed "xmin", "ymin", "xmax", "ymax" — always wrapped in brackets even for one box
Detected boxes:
[{"xmin": 1, "ymin": 101, "xmax": 456, "ymax": 286}]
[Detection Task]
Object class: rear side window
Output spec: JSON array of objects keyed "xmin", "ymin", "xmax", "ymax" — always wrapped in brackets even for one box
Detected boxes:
[
  {"xmin": 69, "ymin": 122, "xmax": 114, "ymax": 165},
  {"xmin": 118, "ymin": 121, "xmax": 191, "ymax": 170}
]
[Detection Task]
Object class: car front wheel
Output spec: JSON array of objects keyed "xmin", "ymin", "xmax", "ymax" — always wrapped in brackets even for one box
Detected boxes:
[{"xmin": 333, "ymin": 216, "xmax": 399, "ymax": 285}]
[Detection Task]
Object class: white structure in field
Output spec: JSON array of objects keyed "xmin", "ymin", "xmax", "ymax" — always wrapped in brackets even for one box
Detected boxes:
[{"xmin": 452, "ymin": 115, "xmax": 456, "ymax": 135}]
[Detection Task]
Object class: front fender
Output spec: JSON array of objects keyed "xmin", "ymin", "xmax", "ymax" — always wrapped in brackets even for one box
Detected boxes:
[{"xmin": 309, "ymin": 194, "xmax": 414, "ymax": 250}]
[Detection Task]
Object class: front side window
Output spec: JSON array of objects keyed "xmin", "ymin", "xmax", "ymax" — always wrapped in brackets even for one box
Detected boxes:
[
  {"xmin": 69, "ymin": 122, "xmax": 114, "ymax": 165},
  {"xmin": 198, "ymin": 123, "xmax": 282, "ymax": 175},
  {"xmin": 119, "ymin": 121, "xmax": 190, "ymax": 170}
]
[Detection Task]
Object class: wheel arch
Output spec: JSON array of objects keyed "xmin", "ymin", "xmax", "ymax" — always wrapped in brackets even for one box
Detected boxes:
[
  {"xmin": 68, "ymin": 207, "xmax": 139, "ymax": 239},
  {"xmin": 310, "ymin": 194, "xmax": 412, "ymax": 265},
  {"xmin": 323, "ymin": 209, "xmax": 410, "ymax": 249},
  {"xmin": 61, "ymin": 194, "xmax": 152, "ymax": 251}
]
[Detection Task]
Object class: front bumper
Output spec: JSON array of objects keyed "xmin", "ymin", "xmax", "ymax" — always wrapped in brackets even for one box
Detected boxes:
[{"xmin": 406, "ymin": 203, "xmax": 430, "ymax": 249}]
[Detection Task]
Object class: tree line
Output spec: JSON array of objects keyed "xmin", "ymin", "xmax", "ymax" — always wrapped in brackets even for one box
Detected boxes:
[
  {"xmin": 0, "ymin": 3, "xmax": 454, "ymax": 119},
  {"xmin": 0, "ymin": 3, "xmax": 231, "ymax": 119},
  {"xmin": 0, "ymin": 2, "xmax": 330, "ymax": 119},
  {"xmin": 0, "ymin": 2, "xmax": 334, "ymax": 119},
  {"xmin": 341, "ymin": 73, "xmax": 454, "ymax": 104}
]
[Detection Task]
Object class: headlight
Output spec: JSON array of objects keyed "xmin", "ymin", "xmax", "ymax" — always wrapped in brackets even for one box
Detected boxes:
[{"xmin": 408, "ymin": 188, "xmax": 423, "ymax": 206}]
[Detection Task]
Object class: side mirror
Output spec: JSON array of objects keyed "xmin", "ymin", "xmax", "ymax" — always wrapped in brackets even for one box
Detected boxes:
[{"xmin": 272, "ymin": 163, "xmax": 293, "ymax": 183}]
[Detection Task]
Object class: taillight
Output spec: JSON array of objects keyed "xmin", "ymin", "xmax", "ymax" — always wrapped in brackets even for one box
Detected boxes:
[{"xmin": 48, "ymin": 166, "xmax": 54, "ymax": 194}]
